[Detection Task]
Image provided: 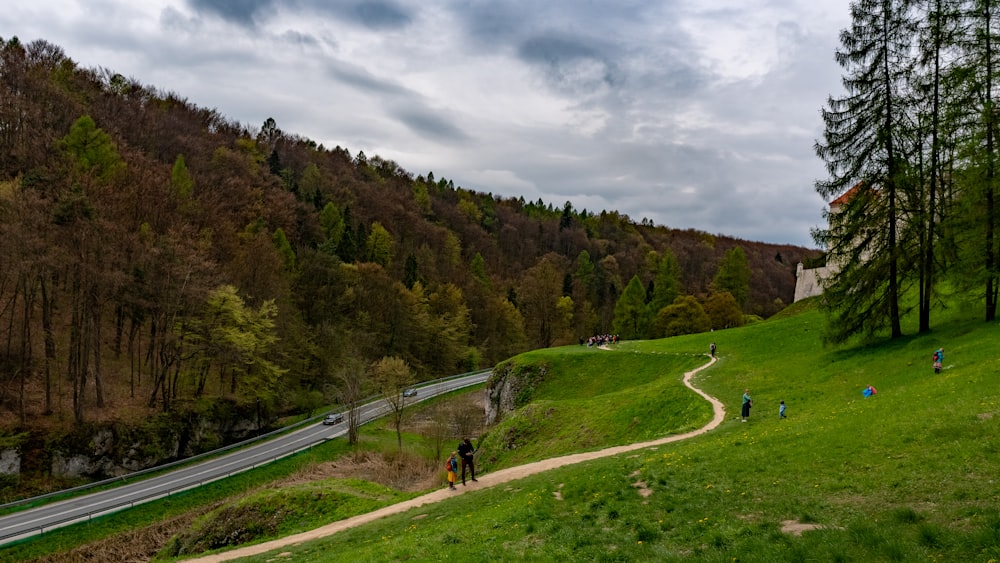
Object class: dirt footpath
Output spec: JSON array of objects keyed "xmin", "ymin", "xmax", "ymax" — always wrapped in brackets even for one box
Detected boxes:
[{"xmin": 191, "ymin": 355, "xmax": 724, "ymax": 562}]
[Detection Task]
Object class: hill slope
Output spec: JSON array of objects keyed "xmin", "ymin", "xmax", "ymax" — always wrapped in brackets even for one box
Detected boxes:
[{"xmin": 204, "ymin": 300, "xmax": 1000, "ymax": 562}]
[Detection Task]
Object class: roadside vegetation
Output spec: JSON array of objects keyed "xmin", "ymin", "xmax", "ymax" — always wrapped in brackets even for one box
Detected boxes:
[{"xmin": 4, "ymin": 391, "xmax": 466, "ymax": 561}]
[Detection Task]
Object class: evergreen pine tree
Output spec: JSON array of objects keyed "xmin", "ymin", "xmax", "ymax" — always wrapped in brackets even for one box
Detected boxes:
[
  {"xmin": 712, "ymin": 247, "xmax": 750, "ymax": 310},
  {"xmin": 815, "ymin": 0, "xmax": 918, "ymax": 342},
  {"xmin": 647, "ymin": 249, "xmax": 682, "ymax": 317},
  {"xmin": 612, "ymin": 275, "xmax": 649, "ymax": 339},
  {"xmin": 954, "ymin": 0, "xmax": 1000, "ymax": 320},
  {"xmin": 911, "ymin": 0, "xmax": 963, "ymax": 332}
]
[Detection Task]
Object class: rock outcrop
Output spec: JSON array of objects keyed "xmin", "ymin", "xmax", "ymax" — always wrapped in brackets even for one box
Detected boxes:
[{"xmin": 485, "ymin": 359, "xmax": 549, "ymax": 426}]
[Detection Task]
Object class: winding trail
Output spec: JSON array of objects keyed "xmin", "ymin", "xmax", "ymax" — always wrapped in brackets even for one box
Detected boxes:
[{"xmin": 191, "ymin": 354, "xmax": 723, "ymax": 562}]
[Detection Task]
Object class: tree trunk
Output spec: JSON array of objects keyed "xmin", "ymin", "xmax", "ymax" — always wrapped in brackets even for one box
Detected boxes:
[
  {"xmin": 114, "ymin": 303, "xmax": 124, "ymax": 357},
  {"xmin": 69, "ymin": 267, "xmax": 87, "ymax": 423},
  {"xmin": 985, "ymin": 0, "xmax": 999, "ymax": 322},
  {"xmin": 919, "ymin": 0, "xmax": 945, "ymax": 333},
  {"xmin": 91, "ymin": 293, "xmax": 104, "ymax": 408},
  {"xmin": 41, "ymin": 274, "xmax": 55, "ymax": 415},
  {"xmin": 882, "ymin": 7, "xmax": 903, "ymax": 339},
  {"xmin": 127, "ymin": 315, "xmax": 141, "ymax": 398},
  {"xmin": 18, "ymin": 275, "xmax": 38, "ymax": 425}
]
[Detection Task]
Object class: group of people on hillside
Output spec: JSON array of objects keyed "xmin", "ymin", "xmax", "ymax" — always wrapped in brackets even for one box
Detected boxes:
[
  {"xmin": 445, "ymin": 437, "xmax": 478, "ymax": 490},
  {"xmin": 740, "ymin": 389, "xmax": 787, "ymax": 422},
  {"xmin": 583, "ymin": 334, "xmax": 619, "ymax": 347},
  {"xmin": 738, "ymin": 346, "xmax": 946, "ymax": 424}
]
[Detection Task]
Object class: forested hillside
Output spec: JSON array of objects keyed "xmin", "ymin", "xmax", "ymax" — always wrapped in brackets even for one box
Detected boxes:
[{"xmin": 0, "ymin": 37, "xmax": 817, "ymax": 434}]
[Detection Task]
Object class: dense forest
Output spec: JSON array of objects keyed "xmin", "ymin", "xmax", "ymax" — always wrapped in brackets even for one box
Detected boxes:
[{"xmin": 0, "ymin": 37, "xmax": 817, "ymax": 435}]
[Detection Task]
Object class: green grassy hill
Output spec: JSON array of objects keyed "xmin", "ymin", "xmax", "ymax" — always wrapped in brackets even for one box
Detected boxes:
[
  {"xmin": 476, "ymin": 348, "xmax": 710, "ymax": 471},
  {"xmin": 222, "ymin": 299, "xmax": 1000, "ymax": 562}
]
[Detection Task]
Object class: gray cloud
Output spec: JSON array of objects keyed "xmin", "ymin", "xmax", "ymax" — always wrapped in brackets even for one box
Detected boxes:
[
  {"xmin": 447, "ymin": 1, "xmax": 532, "ymax": 46},
  {"xmin": 517, "ymin": 35, "xmax": 620, "ymax": 96},
  {"xmin": 279, "ymin": 29, "xmax": 320, "ymax": 48},
  {"xmin": 325, "ymin": 60, "xmax": 470, "ymax": 144},
  {"xmin": 518, "ymin": 35, "xmax": 604, "ymax": 66},
  {"xmin": 185, "ymin": 0, "xmax": 413, "ymax": 30},
  {"xmin": 392, "ymin": 106, "xmax": 471, "ymax": 144},
  {"xmin": 450, "ymin": 0, "xmax": 656, "ymax": 44},
  {"xmin": 327, "ymin": 61, "xmax": 411, "ymax": 97},
  {"xmin": 342, "ymin": 1, "xmax": 413, "ymax": 29},
  {"xmin": 185, "ymin": 0, "xmax": 274, "ymax": 27}
]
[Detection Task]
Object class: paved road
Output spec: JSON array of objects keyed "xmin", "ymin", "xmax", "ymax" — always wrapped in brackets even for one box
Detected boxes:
[{"xmin": 0, "ymin": 370, "xmax": 490, "ymax": 546}]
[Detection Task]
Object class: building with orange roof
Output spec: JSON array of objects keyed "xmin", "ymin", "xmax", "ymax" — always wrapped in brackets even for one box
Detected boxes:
[{"xmin": 793, "ymin": 184, "xmax": 863, "ymax": 302}]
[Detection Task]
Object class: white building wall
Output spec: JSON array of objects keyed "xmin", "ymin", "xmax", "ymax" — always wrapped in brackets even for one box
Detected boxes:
[
  {"xmin": 792, "ymin": 185, "xmax": 863, "ymax": 302},
  {"xmin": 794, "ymin": 262, "xmax": 833, "ymax": 302}
]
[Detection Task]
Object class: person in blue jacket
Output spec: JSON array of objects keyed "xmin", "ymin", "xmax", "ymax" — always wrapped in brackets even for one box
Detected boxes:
[
  {"xmin": 446, "ymin": 452, "xmax": 458, "ymax": 490},
  {"xmin": 933, "ymin": 348, "xmax": 944, "ymax": 374},
  {"xmin": 741, "ymin": 389, "xmax": 752, "ymax": 422}
]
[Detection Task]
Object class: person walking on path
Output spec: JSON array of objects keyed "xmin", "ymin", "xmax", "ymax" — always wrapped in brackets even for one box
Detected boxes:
[
  {"xmin": 741, "ymin": 389, "xmax": 752, "ymax": 422},
  {"xmin": 446, "ymin": 452, "xmax": 458, "ymax": 490},
  {"xmin": 933, "ymin": 348, "xmax": 944, "ymax": 374},
  {"xmin": 458, "ymin": 438, "xmax": 477, "ymax": 485},
  {"xmin": 710, "ymin": 342, "xmax": 717, "ymax": 358}
]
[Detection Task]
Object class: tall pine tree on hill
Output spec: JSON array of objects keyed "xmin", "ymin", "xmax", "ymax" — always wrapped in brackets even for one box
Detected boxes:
[
  {"xmin": 911, "ymin": 0, "xmax": 962, "ymax": 332},
  {"xmin": 815, "ymin": 0, "xmax": 917, "ymax": 342},
  {"xmin": 955, "ymin": 0, "xmax": 1000, "ymax": 321}
]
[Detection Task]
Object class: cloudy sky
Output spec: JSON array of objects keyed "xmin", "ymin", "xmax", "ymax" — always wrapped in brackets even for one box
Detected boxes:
[{"xmin": 2, "ymin": 0, "xmax": 853, "ymax": 247}]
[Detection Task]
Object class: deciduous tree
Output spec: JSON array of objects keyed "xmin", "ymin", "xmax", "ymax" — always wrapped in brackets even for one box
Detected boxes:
[
  {"xmin": 366, "ymin": 221, "xmax": 393, "ymax": 267},
  {"xmin": 712, "ymin": 247, "xmax": 751, "ymax": 310},
  {"xmin": 318, "ymin": 202, "xmax": 345, "ymax": 255},
  {"xmin": 335, "ymin": 355, "xmax": 367, "ymax": 446},
  {"xmin": 613, "ymin": 275, "xmax": 648, "ymax": 339},
  {"xmin": 652, "ymin": 296, "xmax": 711, "ymax": 338},
  {"xmin": 518, "ymin": 254, "xmax": 566, "ymax": 348},
  {"xmin": 703, "ymin": 291, "xmax": 745, "ymax": 330},
  {"xmin": 370, "ymin": 356, "xmax": 415, "ymax": 451}
]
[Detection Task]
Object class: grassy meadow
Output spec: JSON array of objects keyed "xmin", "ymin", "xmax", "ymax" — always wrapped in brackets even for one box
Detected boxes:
[{"xmin": 217, "ymin": 298, "xmax": 1000, "ymax": 562}]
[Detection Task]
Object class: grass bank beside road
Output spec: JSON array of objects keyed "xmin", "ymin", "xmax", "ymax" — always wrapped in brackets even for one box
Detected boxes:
[{"xmin": 225, "ymin": 299, "xmax": 1000, "ymax": 562}]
